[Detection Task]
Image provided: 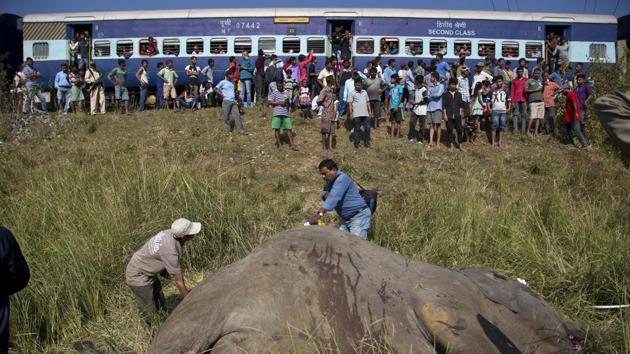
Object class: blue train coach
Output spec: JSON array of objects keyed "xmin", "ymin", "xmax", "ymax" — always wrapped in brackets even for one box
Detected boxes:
[{"xmin": 22, "ymin": 8, "xmax": 618, "ymax": 88}]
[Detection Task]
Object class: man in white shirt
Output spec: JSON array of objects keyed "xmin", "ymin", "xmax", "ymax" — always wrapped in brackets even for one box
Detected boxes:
[{"xmin": 185, "ymin": 56, "xmax": 201, "ymax": 97}]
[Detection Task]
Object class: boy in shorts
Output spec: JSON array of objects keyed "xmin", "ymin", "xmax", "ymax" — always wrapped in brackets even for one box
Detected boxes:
[
  {"xmin": 107, "ymin": 59, "xmax": 129, "ymax": 114},
  {"xmin": 526, "ymin": 68, "xmax": 544, "ymax": 136},
  {"xmin": 427, "ymin": 72, "xmax": 445, "ymax": 148},
  {"xmin": 158, "ymin": 60, "xmax": 179, "ymax": 110},
  {"xmin": 268, "ymin": 80, "xmax": 299, "ymax": 151},
  {"xmin": 388, "ymin": 74, "xmax": 403, "ymax": 138}
]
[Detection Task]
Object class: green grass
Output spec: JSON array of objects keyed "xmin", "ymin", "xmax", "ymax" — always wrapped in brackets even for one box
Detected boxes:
[{"xmin": 0, "ymin": 105, "xmax": 628, "ymax": 353}]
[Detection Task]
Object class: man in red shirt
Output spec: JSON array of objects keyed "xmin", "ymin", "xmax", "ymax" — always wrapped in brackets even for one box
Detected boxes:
[
  {"xmin": 510, "ymin": 67, "xmax": 528, "ymax": 133},
  {"xmin": 562, "ymin": 83, "xmax": 590, "ymax": 149},
  {"xmin": 299, "ymin": 50, "xmax": 314, "ymax": 84}
]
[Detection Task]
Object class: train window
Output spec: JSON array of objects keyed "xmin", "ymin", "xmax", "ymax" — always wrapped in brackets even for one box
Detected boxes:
[
  {"xmin": 307, "ymin": 37, "xmax": 325, "ymax": 53},
  {"xmin": 478, "ymin": 40, "xmax": 495, "ymax": 57},
  {"xmin": 405, "ymin": 39, "xmax": 423, "ymax": 55},
  {"xmin": 234, "ymin": 37, "xmax": 252, "ymax": 54},
  {"xmin": 589, "ymin": 43, "xmax": 607, "ymax": 60},
  {"xmin": 163, "ymin": 39, "xmax": 180, "ymax": 56},
  {"xmin": 283, "ymin": 37, "xmax": 301, "ymax": 54},
  {"xmin": 356, "ymin": 38, "xmax": 374, "ymax": 54},
  {"xmin": 501, "ymin": 41, "xmax": 519, "ymax": 58},
  {"xmin": 429, "ymin": 40, "xmax": 447, "ymax": 56},
  {"xmin": 93, "ymin": 40, "xmax": 111, "ymax": 57},
  {"xmin": 525, "ymin": 42, "xmax": 543, "ymax": 58},
  {"xmin": 210, "ymin": 38, "xmax": 228, "ymax": 54},
  {"xmin": 454, "ymin": 40, "xmax": 471, "ymax": 56},
  {"xmin": 258, "ymin": 37, "xmax": 276, "ymax": 54},
  {"xmin": 32, "ymin": 42, "xmax": 49, "ymax": 60},
  {"xmin": 116, "ymin": 40, "xmax": 133, "ymax": 57},
  {"xmin": 186, "ymin": 38, "xmax": 204, "ymax": 55},
  {"xmin": 380, "ymin": 37, "xmax": 399, "ymax": 55}
]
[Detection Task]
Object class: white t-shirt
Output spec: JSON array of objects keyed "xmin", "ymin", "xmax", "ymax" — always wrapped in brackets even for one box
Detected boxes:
[
  {"xmin": 413, "ymin": 87, "xmax": 428, "ymax": 116},
  {"xmin": 491, "ymin": 86, "xmax": 510, "ymax": 112}
]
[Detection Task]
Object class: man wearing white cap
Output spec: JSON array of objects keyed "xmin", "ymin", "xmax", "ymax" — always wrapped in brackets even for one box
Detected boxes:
[{"xmin": 125, "ymin": 218, "xmax": 201, "ymax": 321}]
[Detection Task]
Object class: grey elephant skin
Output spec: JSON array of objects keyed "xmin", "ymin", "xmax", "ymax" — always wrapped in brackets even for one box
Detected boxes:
[{"xmin": 150, "ymin": 227, "xmax": 583, "ymax": 353}]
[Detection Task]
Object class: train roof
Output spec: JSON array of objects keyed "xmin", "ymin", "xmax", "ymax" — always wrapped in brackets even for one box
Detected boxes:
[{"xmin": 23, "ymin": 8, "xmax": 617, "ymax": 24}]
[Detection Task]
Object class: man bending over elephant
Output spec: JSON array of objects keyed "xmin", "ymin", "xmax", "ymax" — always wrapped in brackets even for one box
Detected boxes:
[
  {"xmin": 309, "ymin": 159, "xmax": 372, "ymax": 239},
  {"xmin": 125, "ymin": 218, "xmax": 201, "ymax": 322}
]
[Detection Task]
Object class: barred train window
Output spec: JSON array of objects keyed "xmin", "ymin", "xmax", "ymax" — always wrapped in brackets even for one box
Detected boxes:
[
  {"xmin": 186, "ymin": 38, "xmax": 204, "ymax": 55},
  {"xmin": 502, "ymin": 41, "xmax": 519, "ymax": 58},
  {"xmin": 525, "ymin": 42, "xmax": 543, "ymax": 58},
  {"xmin": 163, "ymin": 39, "xmax": 180, "ymax": 56},
  {"xmin": 307, "ymin": 37, "xmax": 325, "ymax": 54},
  {"xmin": 234, "ymin": 38, "xmax": 252, "ymax": 54},
  {"xmin": 429, "ymin": 39, "xmax": 447, "ymax": 56},
  {"xmin": 454, "ymin": 40, "xmax": 471, "ymax": 56},
  {"xmin": 405, "ymin": 39, "xmax": 423, "ymax": 55},
  {"xmin": 283, "ymin": 37, "xmax": 301, "ymax": 54},
  {"xmin": 589, "ymin": 43, "xmax": 607, "ymax": 60},
  {"xmin": 94, "ymin": 41, "xmax": 110, "ymax": 57},
  {"xmin": 211, "ymin": 38, "xmax": 228, "ymax": 54},
  {"xmin": 116, "ymin": 40, "xmax": 133, "ymax": 57},
  {"xmin": 32, "ymin": 42, "xmax": 49, "ymax": 59},
  {"xmin": 258, "ymin": 37, "xmax": 276, "ymax": 55},
  {"xmin": 478, "ymin": 40, "xmax": 495, "ymax": 57},
  {"xmin": 356, "ymin": 38, "xmax": 374, "ymax": 54}
]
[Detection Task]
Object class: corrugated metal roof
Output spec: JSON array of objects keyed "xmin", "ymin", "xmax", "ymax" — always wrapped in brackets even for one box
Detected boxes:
[{"xmin": 23, "ymin": 8, "xmax": 617, "ymax": 24}]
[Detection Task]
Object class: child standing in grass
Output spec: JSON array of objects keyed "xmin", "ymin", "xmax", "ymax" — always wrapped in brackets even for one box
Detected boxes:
[
  {"xmin": 408, "ymin": 75, "xmax": 427, "ymax": 144},
  {"xmin": 318, "ymin": 76, "xmax": 336, "ymax": 150},
  {"xmin": 389, "ymin": 74, "xmax": 404, "ymax": 138},
  {"xmin": 299, "ymin": 80, "xmax": 312, "ymax": 119},
  {"xmin": 442, "ymin": 77, "xmax": 465, "ymax": 150},
  {"xmin": 214, "ymin": 69, "xmax": 244, "ymax": 142},
  {"xmin": 268, "ymin": 80, "xmax": 299, "ymax": 151},
  {"xmin": 283, "ymin": 69, "xmax": 297, "ymax": 111},
  {"xmin": 427, "ymin": 72, "xmax": 445, "ymax": 148}
]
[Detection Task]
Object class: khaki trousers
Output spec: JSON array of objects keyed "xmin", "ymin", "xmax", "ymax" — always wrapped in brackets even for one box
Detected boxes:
[{"xmin": 89, "ymin": 87, "xmax": 106, "ymax": 114}]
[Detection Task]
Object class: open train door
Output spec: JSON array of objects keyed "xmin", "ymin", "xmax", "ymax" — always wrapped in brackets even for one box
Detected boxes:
[
  {"xmin": 327, "ymin": 19, "xmax": 354, "ymax": 61},
  {"xmin": 66, "ymin": 22, "xmax": 93, "ymax": 65},
  {"xmin": 545, "ymin": 24, "xmax": 571, "ymax": 67}
]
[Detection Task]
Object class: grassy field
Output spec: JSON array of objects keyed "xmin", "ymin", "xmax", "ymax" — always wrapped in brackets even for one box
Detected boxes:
[{"xmin": 0, "ymin": 104, "xmax": 628, "ymax": 353}]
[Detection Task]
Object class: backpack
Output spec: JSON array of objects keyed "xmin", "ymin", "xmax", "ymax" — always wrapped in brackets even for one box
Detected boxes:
[{"xmin": 353, "ymin": 179, "xmax": 378, "ymax": 215}]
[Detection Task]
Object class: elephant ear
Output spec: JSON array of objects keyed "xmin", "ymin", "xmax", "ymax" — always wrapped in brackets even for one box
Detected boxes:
[{"xmin": 595, "ymin": 90, "xmax": 630, "ymax": 159}]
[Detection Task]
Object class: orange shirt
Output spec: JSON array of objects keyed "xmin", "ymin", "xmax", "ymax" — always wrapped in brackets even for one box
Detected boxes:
[{"xmin": 543, "ymin": 81, "xmax": 561, "ymax": 107}]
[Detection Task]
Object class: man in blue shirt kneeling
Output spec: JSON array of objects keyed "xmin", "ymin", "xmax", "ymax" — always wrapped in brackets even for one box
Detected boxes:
[{"xmin": 309, "ymin": 159, "xmax": 372, "ymax": 239}]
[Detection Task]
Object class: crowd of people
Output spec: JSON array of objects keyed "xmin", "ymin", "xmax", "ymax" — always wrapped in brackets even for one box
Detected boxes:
[{"xmin": 13, "ymin": 44, "xmax": 593, "ymax": 150}]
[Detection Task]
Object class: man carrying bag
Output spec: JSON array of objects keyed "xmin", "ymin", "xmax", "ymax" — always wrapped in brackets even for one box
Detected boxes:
[{"xmin": 309, "ymin": 159, "xmax": 376, "ymax": 240}]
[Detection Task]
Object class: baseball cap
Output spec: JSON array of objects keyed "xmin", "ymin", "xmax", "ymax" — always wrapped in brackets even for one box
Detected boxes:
[
  {"xmin": 171, "ymin": 218, "xmax": 202, "ymax": 238},
  {"xmin": 476, "ymin": 62, "xmax": 485, "ymax": 67}
]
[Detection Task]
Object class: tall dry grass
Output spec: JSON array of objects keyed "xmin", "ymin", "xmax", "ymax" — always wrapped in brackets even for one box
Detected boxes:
[{"xmin": 0, "ymin": 61, "xmax": 628, "ymax": 352}]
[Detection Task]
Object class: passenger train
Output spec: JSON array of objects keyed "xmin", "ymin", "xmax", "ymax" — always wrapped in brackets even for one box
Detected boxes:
[{"xmin": 22, "ymin": 8, "xmax": 618, "ymax": 88}]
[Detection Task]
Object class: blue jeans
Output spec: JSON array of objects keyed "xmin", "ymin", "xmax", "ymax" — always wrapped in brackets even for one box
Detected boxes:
[
  {"xmin": 513, "ymin": 102, "xmax": 527, "ymax": 132},
  {"xmin": 156, "ymin": 86, "xmax": 164, "ymax": 108},
  {"xmin": 353, "ymin": 116, "xmax": 371, "ymax": 146},
  {"xmin": 177, "ymin": 96, "xmax": 199, "ymax": 109},
  {"xmin": 491, "ymin": 112, "xmax": 507, "ymax": 131},
  {"xmin": 338, "ymin": 85, "xmax": 346, "ymax": 115},
  {"xmin": 339, "ymin": 208, "xmax": 372, "ymax": 240},
  {"xmin": 139, "ymin": 85, "xmax": 147, "ymax": 111},
  {"xmin": 239, "ymin": 79, "xmax": 252, "ymax": 107},
  {"xmin": 563, "ymin": 120, "xmax": 588, "ymax": 147},
  {"xmin": 26, "ymin": 86, "xmax": 47, "ymax": 114},
  {"xmin": 79, "ymin": 57, "xmax": 88, "ymax": 71},
  {"xmin": 57, "ymin": 86, "xmax": 71, "ymax": 112}
]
